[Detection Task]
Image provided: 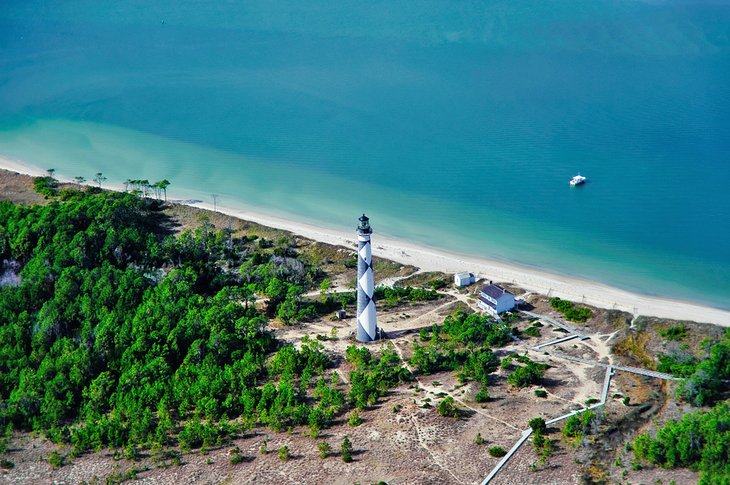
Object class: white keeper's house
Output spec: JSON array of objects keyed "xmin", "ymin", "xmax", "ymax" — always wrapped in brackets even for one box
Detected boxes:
[{"xmin": 477, "ymin": 282, "xmax": 515, "ymax": 317}]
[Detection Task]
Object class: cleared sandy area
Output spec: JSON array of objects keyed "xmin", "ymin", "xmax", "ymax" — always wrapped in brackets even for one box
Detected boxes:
[{"xmin": 2, "ymin": 155, "xmax": 729, "ymax": 327}]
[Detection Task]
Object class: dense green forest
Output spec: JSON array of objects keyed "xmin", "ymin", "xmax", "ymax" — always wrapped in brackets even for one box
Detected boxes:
[
  {"xmin": 0, "ymin": 186, "xmax": 356, "ymax": 455},
  {"xmin": 634, "ymin": 403, "xmax": 730, "ymax": 485}
]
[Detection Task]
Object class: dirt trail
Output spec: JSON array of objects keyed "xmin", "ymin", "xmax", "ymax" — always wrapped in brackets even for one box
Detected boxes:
[
  {"xmin": 410, "ymin": 414, "xmax": 467, "ymax": 485},
  {"xmin": 390, "ymin": 339, "xmax": 521, "ymax": 432}
]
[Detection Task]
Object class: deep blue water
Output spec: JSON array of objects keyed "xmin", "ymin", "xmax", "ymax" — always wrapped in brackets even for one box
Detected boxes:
[{"xmin": 1, "ymin": 1, "xmax": 729, "ymax": 308}]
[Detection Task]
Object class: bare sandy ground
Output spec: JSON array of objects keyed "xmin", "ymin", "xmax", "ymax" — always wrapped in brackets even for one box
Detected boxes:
[{"xmin": 2, "ymin": 155, "xmax": 729, "ymax": 327}]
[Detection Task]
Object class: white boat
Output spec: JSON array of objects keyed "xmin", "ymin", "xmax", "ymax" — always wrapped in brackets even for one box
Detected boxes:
[{"xmin": 569, "ymin": 174, "xmax": 586, "ymax": 186}]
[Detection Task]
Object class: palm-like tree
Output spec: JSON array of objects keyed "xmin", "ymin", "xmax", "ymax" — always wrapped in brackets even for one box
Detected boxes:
[
  {"xmin": 140, "ymin": 179, "xmax": 150, "ymax": 198},
  {"xmin": 93, "ymin": 172, "xmax": 107, "ymax": 188},
  {"xmin": 155, "ymin": 179, "xmax": 171, "ymax": 202}
]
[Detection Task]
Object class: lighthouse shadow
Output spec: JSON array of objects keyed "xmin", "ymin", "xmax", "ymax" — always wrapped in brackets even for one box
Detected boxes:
[{"xmin": 385, "ymin": 325, "xmax": 433, "ymax": 339}]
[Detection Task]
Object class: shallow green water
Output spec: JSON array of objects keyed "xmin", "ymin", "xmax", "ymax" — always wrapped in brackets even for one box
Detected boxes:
[{"xmin": 1, "ymin": 1, "xmax": 729, "ymax": 309}]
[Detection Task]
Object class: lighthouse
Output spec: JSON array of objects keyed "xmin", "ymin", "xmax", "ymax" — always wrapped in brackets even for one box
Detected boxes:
[{"xmin": 356, "ymin": 214, "xmax": 377, "ymax": 342}]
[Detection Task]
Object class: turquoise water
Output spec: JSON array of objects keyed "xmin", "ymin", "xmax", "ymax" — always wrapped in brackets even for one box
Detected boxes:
[{"xmin": 1, "ymin": 1, "xmax": 730, "ymax": 309}]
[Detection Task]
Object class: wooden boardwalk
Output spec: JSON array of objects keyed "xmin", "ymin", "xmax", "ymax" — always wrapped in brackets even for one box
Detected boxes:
[
  {"xmin": 472, "ymin": 308, "xmax": 681, "ymax": 483},
  {"xmin": 482, "ymin": 366, "xmax": 615, "ymax": 484},
  {"xmin": 548, "ymin": 350, "xmax": 683, "ymax": 381},
  {"xmin": 532, "ymin": 334, "xmax": 580, "ymax": 350},
  {"xmin": 522, "ymin": 310, "xmax": 589, "ymax": 340}
]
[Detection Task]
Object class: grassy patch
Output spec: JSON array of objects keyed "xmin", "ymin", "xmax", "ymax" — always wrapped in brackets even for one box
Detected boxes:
[
  {"xmin": 372, "ymin": 256, "xmax": 417, "ymax": 279},
  {"xmin": 613, "ymin": 332, "xmax": 655, "ymax": 368},
  {"xmin": 659, "ymin": 324, "xmax": 688, "ymax": 341},
  {"xmin": 550, "ymin": 297, "xmax": 593, "ymax": 323},
  {"xmin": 396, "ymin": 271, "xmax": 449, "ymax": 289}
]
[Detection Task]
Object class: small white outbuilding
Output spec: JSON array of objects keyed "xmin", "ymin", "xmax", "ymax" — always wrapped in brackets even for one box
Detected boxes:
[{"xmin": 454, "ymin": 271, "xmax": 475, "ymax": 287}]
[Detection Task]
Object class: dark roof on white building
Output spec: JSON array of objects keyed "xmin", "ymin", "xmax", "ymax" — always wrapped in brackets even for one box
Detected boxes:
[
  {"xmin": 480, "ymin": 283, "xmax": 512, "ymax": 300},
  {"xmin": 478, "ymin": 295, "xmax": 497, "ymax": 309}
]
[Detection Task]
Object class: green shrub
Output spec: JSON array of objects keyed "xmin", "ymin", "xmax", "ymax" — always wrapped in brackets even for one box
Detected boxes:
[
  {"xmin": 562, "ymin": 411, "xmax": 595, "ymax": 443},
  {"xmin": 528, "ymin": 417, "xmax": 546, "ymax": 434},
  {"xmin": 523, "ymin": 326, "xmax": 541, "ymax": 338},
  {"xmin": 488, "ymin": 446, "xmax": 506, "ymax": 458},
  {"xmin": 515, "ymin": 354, "xmax": 532, "ymax": 365},
  {"xmin": 475, "ymin": 433, "xmax": 485, "ymax": 445},
  {"xmin": 659, "ymin": 325, "xmax": 688, "ymax": 341},
  {"xmin": 125, "ymin": 444, "xmax": 141, "ymax": 461},
  {"xmin": 374, "ymin": 285, "xmax": 440, "ymax": 308},
  {"xmin": 278, "ymin": 445, "xmax": 290, "ymax": 461},
  {"xmin": 230, "ymin": 453, "xmax": 246, "ymax": 465},
  {"xmin": 317, "ymin": 441, "xmax": 331, "ymax": 459},
  {"xmin": 348, "ymin": 410, "xmax": 363, "ymax": 427},
  {"xmin": 48, "ymin": 451, "xmax": 65, "ymax": 469},
  {"xmin": 657, "ymin": 353, "xmax": 698, "ymax": 378},
  {"xmin": 550, "ymin": 297, "xmax": 593, "ymax": 322},
  {"xmin": 507, "ymin": 362, "xmax": 546, "ymax": 388},
  {"xmin": 475, "ymin": 387, "xmax": 490, "ymax": 403},
  {"xmin": 550, "ymin": 297, "xmax": 573, "ymax": 313},
  {"xmin": 535, "ymin": 434, "xmax": 555, "ymax": 459},
  {"xmin": 33, "ymin": 176, "xmax": 59, "ymax": 197},
  {"xmin": 341, "ymin": 436, "xmax": 353, "ymax": 463},
  {"xmin": 534, "ymin": 389, "xmax": 548, "ymax": 398},
  {"xmin": 437, "ymin": 396, "xmax": 460, "ymax": 418},
  {"xmin": 564, "ymin": 306, "xmax": 592, "ymax": 322}
]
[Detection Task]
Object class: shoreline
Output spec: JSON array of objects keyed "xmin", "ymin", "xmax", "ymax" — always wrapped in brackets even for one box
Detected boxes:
[{"xmin": 2, "ymin": 155, "xmax": 729, "ymax": 327}]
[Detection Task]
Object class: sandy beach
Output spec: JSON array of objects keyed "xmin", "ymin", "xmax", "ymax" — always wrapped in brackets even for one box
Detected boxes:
[{"xmin": 2, "ymin": 154, "xmax": 729, "ymax": 327}]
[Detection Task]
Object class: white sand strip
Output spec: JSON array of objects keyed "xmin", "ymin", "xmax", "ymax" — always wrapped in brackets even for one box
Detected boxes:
[{"xmin": 2, "ymin": 155, "xmax": 729, "ymax": 327}]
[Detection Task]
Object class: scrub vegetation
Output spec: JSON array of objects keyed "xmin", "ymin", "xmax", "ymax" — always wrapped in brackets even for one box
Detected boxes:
[
  {"xmin": 550, "ymin": 297, "xmax": 593, "ymax": 323},
  {"xmin": 633, "ymin": 404, "xmax": 730, "ymax": 485},
  {"xmin": 657, "ymin": 329, "xmax": 730, "ymax": 406}
]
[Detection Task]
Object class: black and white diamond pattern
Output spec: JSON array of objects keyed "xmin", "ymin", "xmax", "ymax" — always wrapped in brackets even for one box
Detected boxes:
[{"xmin": 356, "ymin": 234, "xmax": 377, "ymax": 342}]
